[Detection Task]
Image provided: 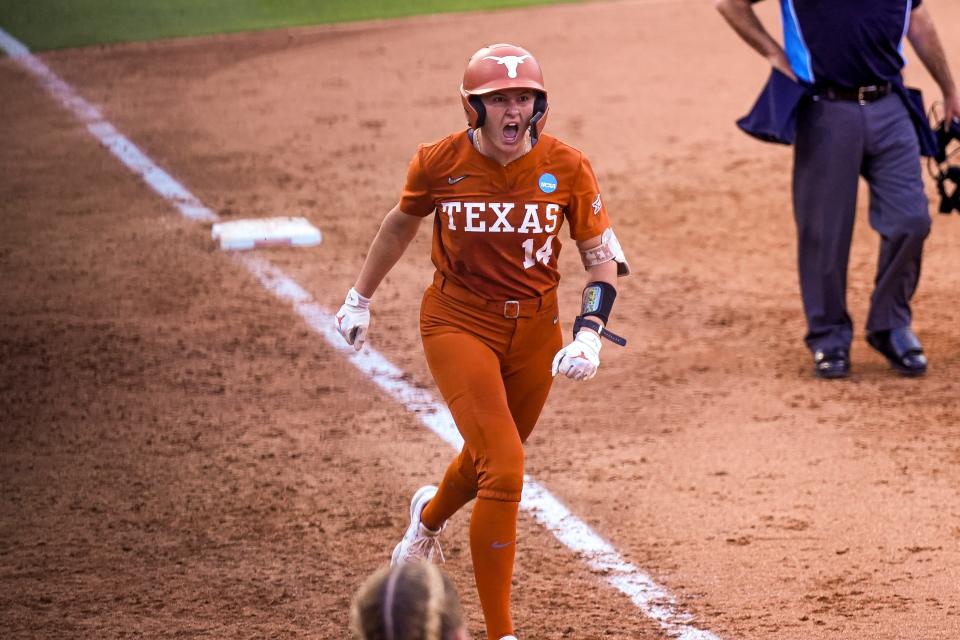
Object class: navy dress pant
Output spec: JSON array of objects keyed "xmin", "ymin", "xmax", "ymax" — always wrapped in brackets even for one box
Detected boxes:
[{"xmin": 792, "ymin": 92, "xmax": 930, "ymax": 353}]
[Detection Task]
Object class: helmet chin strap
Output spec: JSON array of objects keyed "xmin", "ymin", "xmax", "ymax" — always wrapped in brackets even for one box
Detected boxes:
[{"xmin": 528, "ymin": 111, "xmax": 544, "ymax": 143}]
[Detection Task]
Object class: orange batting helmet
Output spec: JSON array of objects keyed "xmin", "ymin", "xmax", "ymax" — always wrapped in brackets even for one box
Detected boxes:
[{"xmin": 460, "ymin": 43, "xmax": 549, "ymax": 140}]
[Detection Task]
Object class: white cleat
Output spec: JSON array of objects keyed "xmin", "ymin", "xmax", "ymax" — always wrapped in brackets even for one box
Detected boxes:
[{"xmin": 391, "ymin": 485, "xmax": 445, "ymax": 566}]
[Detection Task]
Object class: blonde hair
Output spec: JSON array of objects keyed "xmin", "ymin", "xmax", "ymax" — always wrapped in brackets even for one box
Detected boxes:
[{"xmin": 350, "ymin": 564, "xmax": 464, "ymax": 640}]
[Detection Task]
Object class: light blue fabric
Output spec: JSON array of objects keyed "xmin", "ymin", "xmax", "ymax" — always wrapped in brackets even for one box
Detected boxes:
[
  {"xmin": 897, "ymin": 0, "xmax": 911, "ymax": 64},
  {"xmin": 781, "ymin": 0, "xmax": 814, "ymax": 83}
]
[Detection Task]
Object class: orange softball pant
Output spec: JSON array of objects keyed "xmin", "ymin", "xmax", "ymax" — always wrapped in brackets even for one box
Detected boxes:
[
  {"xmin": 420, "ymin": 276, "xmax": 561, "ymax": 504},
  {"xmin": 417, "ymin": 275, "xmax": 561, "ymax": 640}
]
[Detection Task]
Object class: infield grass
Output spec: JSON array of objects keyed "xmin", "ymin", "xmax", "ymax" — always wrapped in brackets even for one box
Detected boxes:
[{"xmin": 0, "ymin": 0, "xmax": 576, "ymax": 52}]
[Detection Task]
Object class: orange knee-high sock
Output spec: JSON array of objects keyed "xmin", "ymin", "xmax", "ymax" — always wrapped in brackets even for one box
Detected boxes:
[
  {"xmin": 421, "ymin": 455, "xmax": 478, "ymax": 531},
  {"xmin": 471, "ymin": 498, "xmax": 519, "ymax": 640}
]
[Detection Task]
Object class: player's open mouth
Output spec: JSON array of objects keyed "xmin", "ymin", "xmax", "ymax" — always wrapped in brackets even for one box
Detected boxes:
[{"xmin": 502, "ymin": 123, "xmax": 520, "ymax": 144}]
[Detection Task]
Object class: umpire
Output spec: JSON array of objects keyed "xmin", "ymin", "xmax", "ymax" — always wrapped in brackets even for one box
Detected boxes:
[{"xmin": 716, "ymin": 0, "xmax": 959, "ymax": 378}]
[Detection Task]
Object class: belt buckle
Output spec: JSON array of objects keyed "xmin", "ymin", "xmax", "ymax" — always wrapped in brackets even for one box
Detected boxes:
[
  {"xmin": 858, "ymin": 85, "xmax": 881, "ymax": 105},
  {"xmin": 503, "ymin": 300, "xmax": 520, "ymax": 319}
]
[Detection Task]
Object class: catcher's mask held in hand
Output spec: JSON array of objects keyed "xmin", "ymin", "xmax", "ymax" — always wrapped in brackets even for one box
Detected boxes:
[
  {"xmin": 930, "ymin": 117, "xmax": 960, "ymax": 214},
  {"xmin": 460, "ymin": 43, "xmax": 549, "ymax": 142}
]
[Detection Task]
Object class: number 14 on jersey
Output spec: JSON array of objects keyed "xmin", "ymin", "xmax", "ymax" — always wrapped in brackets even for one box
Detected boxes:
[{"xmin": 522, "ymin": 235, "xmax": 555, "ymax": 269}]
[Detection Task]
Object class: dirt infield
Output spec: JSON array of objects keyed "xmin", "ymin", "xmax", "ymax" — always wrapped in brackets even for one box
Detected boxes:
[{"xmin": 3, "ymin": 1, "xmax": 960, "ymax": 638}]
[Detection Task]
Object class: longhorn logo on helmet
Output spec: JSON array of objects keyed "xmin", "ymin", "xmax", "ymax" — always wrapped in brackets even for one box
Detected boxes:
[{"xmin": 482, "ymin": 54, "xmax": 531, "ymax": 78}]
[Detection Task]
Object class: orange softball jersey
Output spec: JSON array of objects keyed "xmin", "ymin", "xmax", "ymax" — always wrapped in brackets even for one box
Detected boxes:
[{"xmin": 399, "ymin": 131, "xmax": 610, "ymax": 300}]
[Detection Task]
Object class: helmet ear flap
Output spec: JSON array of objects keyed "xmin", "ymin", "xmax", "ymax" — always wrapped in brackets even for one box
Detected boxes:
[
  {"xmin": 468, "ymin": 95, "xmax": 486, "ymax": 128},
  {"xmin": 533, "ymin": 92, "xmax": 547, "ymax": 117}
]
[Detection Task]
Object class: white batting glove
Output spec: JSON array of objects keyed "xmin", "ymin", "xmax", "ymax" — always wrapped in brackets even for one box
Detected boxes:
[
  {"xmin": 551, "ymin": 330, "xmax": 602, "ymax": 381},
  {"xmin": 335, "ymin": 287, "xmax": 371, "ymax": 351}
]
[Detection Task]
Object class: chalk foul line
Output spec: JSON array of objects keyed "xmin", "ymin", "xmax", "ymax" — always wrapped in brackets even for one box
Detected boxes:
[{"xmin": 0, "ymin": 26, "xmax": 719, "ymax": 640}]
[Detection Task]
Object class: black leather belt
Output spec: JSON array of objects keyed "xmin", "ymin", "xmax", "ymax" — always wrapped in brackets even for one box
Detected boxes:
[{"xmin": 817, "ymin": 82, "xmax": 892, "ymax": 104}]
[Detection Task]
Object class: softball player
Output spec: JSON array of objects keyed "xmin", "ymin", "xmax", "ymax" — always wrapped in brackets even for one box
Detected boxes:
[{"xmin": 336, "ymin": 43, "xmax": 629, "ymax": 639}]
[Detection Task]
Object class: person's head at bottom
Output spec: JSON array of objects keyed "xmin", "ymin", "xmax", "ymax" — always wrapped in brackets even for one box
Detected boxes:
[{"xmin": 351, "ymin": 563, "xmax": 470, "ymax": 640}]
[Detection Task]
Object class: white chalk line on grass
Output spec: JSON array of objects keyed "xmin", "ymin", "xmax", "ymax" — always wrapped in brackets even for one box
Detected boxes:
[{"xmin": 0, "ymin": 27, "xmax": 720, "ymax": 640}]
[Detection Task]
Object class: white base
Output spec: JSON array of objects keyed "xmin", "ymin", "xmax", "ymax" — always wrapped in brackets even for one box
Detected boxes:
[{"xmin": 211, "ymin": 217, "xmax": 322, "ymax": 251}]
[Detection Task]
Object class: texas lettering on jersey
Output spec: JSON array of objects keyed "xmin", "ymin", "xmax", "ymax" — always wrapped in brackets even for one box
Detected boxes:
[
  {"xmin": 399, "ymin": 132, "xmax": 610, "ymax": 300},
  {"xmin": 439, "ymin": 201, "xmax": 560, "ymax": 234}
]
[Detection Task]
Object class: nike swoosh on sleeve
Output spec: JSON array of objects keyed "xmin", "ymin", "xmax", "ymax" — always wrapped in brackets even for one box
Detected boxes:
[{"xmin": 447, "ymin": 175, "xmax": 467, "ymax": 184}]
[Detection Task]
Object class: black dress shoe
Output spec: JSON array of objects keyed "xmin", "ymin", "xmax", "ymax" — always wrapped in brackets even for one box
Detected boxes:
[
  {"xmin": 813, "ymin": 348, "xmax": 850, "ymax": 379},
  {"xmin": 866, "ymin": 327, "xmax": 928, "ymax": 376}
]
